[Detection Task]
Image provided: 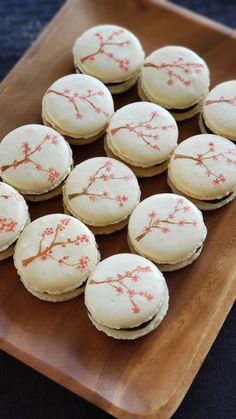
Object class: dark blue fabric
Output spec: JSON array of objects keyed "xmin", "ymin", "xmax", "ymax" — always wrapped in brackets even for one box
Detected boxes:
[{"xmin": 0, "ymin": 1, "xmax": 235, "ymax": 418}]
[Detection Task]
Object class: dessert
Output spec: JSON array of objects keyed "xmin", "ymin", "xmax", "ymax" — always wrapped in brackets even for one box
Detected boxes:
[
  {"xmin": 168, "ymin": 134, "xmax": 236, "ymax": 209},
  {"xmin": 73, "ymin": 24, "xmax": 145, "ymax": 94},
  {"xmin": 63, "ymin": 157, "xmax": 141, "ymax": 234},
  {"xmin": 85, "ymin": 253, "xmax": 169, "ymax": 339},
  {"xmin": 139, "ymin": 46, "xmax": 210, "ymax": 120},
  {"xmin": 0, "ymin": 124, "xmax": 73, "ymax": 201},
  {"xmin": 42, "ymin": 74, "xmax": 114, "ymax": 144},
  {"xmin": 14, "ymin": 214, "xmax": 100, "ymax": 301},
  {"xmin": 105, "ymin": 102, "xmax": 178, "ymax": 177},
  {"xmin": 128, "ymin": 193, "xmax": 207, "ymax": 271}
]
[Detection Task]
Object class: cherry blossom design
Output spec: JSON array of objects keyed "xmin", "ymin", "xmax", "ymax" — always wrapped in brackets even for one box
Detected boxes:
[
  {"xmin": 111, "ymin": 111, "xmax": 176, "ymax": 151},
  {"xmin": 0, "ymin": 190, "xmax": 23, "ymax": 233},
  {"xmin": 205, "ymin": 95, "xmax": 236, "ymax": 107},
  {"xmin": 46, "ymin": 87, "xmax": 109, "ymax": 120},
  {"xmin": 174, "ymin": 142, "xmax": 236, "ymax": 185},
  {"xmin": 135, "ymin": 198, "xmax": 197, "ymax": 242},
  {"xmin": 0, "ymin": 134, "xmax": 60, "ymax": 183},
  {"xmin": 0, "ymin": 217, "xmax": 17, "ymax": 233},
  {"xmin": 80, "ymin": 28, "xmax": 131, "ymax": 72},
  {"xmin": 89, "ymin": 265, "xmax": 154, "ymax": 314},
  {"xmin": 68, "ymin": 160, "xmax": 132, "ymax": 207},
  {"xmin": 21, "ymin": 217, "xmax": 91, "ymax": 269},
  {"xmin": 144, "ymin": 56, "xmax": 204, "ymax": 87}
]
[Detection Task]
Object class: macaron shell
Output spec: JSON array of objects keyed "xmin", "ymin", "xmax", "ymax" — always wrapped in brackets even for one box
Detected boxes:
[
  {"xmin": 168, "ymin": 176, "xmax": 236, "ymax": 210},
  {"xmin": 73, "ymin": 25, "xmax": 145, "ymax": 83},
  {"xmin": 107, "ymin": 102, "xmax": 178, "ymax": 167},
  {"xmin": 14, "ymin": 214, "xmax": 99, "ymax": 293},
  {"xmin": 104, "ymin": 138, "xmax": 169, "ymax": 177},
  {"xmin": 0, "ymin": 125, "xmax": 73, "ymax": 195},
  {"xmin": 42, "ymin": 74, "xmax": 114, "ymax": 138},
  {"xmin": 21, "ymin": 279, "xmax": 86, "ymax": 302},
  {"xmin": 128, "ymin": 193, "xmax": 207, "ymax": 264},
  {"xmin": 0, "ymin": 183, "xmax": 29, "ymax": 252},
  {"xmin": 169, "ymin": 134, "xmax": 236, "ymax": 199},
  {"xmin": 141, "ymin": 46, "xmax": 210, "ymax": 108},
  {"xmin": 85, "ymin": 253, "xmax": 167, "ymax": 329},
  {"xmin": 63, "ymin": 157, "xmax": 141, "ymax": 226},
  {"xmin": 203, "ymin": 80, "xmax": 236, "ymax": 140},
  {"xmin": 87, "ymin": 284, "xmax": 169, "ymax": 340}
]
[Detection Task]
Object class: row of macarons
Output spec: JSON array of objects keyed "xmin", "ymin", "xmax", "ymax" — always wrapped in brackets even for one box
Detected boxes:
[
  {"xmin": 70, "ymin": 24, "xmax": 235, "ymax": 137},
  {"xmin": 2, "ymin": 187, "xmax": 207, "ymax": 339},
  {"xmin": 35, "ymin": 24, "xmax": 235, "ymax": 145},
  {"xmin": 41, "ymin": 62, "xmax": 236, "ymax": 146},
  {"xmin": 0, "ymin": 119, "xmax": 235, "ymax": 211}
]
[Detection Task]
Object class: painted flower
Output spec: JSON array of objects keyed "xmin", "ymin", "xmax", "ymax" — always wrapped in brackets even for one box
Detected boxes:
[
  {"xmin": 76, "ymin": 256, "xmax": 89, "ymax": 270},
  {"xmin": 132, "ymin": 305, "xmax": 140, "ymax": 314},
  {"xmin": 48, "ymin": 167, "xmax": 60, "ymax": 183}
]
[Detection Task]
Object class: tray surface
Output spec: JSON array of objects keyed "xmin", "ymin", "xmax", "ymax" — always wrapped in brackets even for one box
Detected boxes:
[{"xmin": 0, "ymin": 1, "xmax": 236, "ymax": 417}]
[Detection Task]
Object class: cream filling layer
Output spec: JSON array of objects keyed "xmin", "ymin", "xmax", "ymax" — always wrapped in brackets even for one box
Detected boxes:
[
  {"xmin": 200, "ymin": 113, "xmax": 236, "ymax": 141},
  {"xmin": 105, "ymin": 134, "xmax": 168, "ymax": 168},
  {"xmin": 74, "ymin": 58, "xmax": 143, "ymax": 84},
  {"xmin": 42, "ymin": 102, "xmax": 110, "ymax": 140},
  {"xmin": 87, "ymin": 285, "xmax": 169, "ymax": 340},
  {"xmin": 138, "ymin": 78, "xmax": 209, "ymax": 110},
  {"xmin": 168, "ymin": 176, "xmax": 236, "ymax": 210},
  {"xmin": 62, "ymin": 188, "xmax": 141, "ymax": 228},
  {"xmin": 168, "ymin": 167, "xmax": 236, "ymax": 200},
  {"xmin": 127, "ymin": 226, "xmax": 207, "ymax": 266},
  {"xmin": 5, "ymin": 165, "xmax": 73, "ymax": 196}
]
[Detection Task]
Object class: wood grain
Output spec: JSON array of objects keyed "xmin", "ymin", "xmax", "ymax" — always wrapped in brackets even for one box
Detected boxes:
[{"xmin": 0, "ymin": 0, "xmax": 236, "ymax": 417}]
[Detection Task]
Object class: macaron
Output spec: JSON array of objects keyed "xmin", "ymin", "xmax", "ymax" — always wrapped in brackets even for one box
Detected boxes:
[
  {"xmin": 200, "ymin": 80, "xmax": 236, "ymax": 141},
  {"xmin": 14, "ymin": 214, "xmax": 100, "ymax": 302},
  {"xmin": 85, "ymin": 253, "xmax": 169, "ymax": 339},
  {"xmin": 139, "ymin": 46, "xmax": 210, "ymax": 121},
  {"xmin": 128, "ymin": 193, "xmax": 207, "ymax": 271},
  {"xmin": 0, "ymin": 183, "xmax": 29, "ymax": 261},
  {"xmin": 63, "ymin": 157, "xmax": 141, "ymax": 234},
  {"xmin": 105, "ymin": 102, "xmax": 178, "ymax": 177},
  {"xmin": 72, "ymin": 24, "xmax": 145, "ymax": 94},
  {"xmin": 42, "ymin": 74, "xmax": 114, "ymax": 144},
  {"xmin": 168, "ymin": 134, "xmax": 236, "ymax": 210},
  {"xmin": 0, "ymin": 124, "xmax": 73, "ymax": 201}
]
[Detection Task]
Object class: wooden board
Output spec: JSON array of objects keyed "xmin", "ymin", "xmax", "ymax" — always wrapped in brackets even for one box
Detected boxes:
[{"xmin": 0, "ymin": 0, "xmax": 236, "ymax": 417}]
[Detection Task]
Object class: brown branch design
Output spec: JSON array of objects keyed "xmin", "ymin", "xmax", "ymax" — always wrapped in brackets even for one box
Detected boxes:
[
  {"xmin": 144, "ymin": 56, "xmax": 204, "ymax": 87},
  {"xmin": 89, "ymin": 265, "xmax": 154, "ymax": 314},
  {"xmin": 135, "ymin": 198, "xmax": 197, "ymax": 242},
  {"xmin": 111, "ymin": 111, "xmax": 176, "ymax": 151},
  {"xmin": 21, "ymin": 217, "xmax": 91, "ymax": 269},
  {"xmin": 0, "ymin": 134, "xmax": 60, "ymax": 183},
  {"xmin": 80, "ymin": 28, "xmax": 131, "ymax": 71},
  {"xmin": 174, "ymin": 141, "xmax": 236, "ymax": 185},
  {"xmin": 46, "ymin": 87, "xmax": 109, "ymax": 120},
  {"xmin": 68, "ymin": 160, "xmax": 133, "ymax": 207},
  {"xmin": 205, "ymin": 95, "xmax": 236, "ymax": 107}
]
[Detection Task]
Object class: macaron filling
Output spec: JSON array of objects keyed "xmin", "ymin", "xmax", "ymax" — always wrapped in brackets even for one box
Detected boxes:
[
  {"xmin": 104, "ymin": 138, "xmax": 169, "ymax": 177},
  {"xmin": 167, "ymin": 176, "xmax": 236, "ymax": 210},
  {"xmin": 168, "ymin": 103, "xmax": 199, "ymax": 113},
  {"xmin": 76, "ymin": 65, "xmax": 137, "ymax": 89}
]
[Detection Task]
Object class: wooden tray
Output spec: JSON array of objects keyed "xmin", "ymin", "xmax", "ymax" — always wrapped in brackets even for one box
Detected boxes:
[{"xmin": 0, "ymin": 0, "xmax": 236, "ymax": 417}]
